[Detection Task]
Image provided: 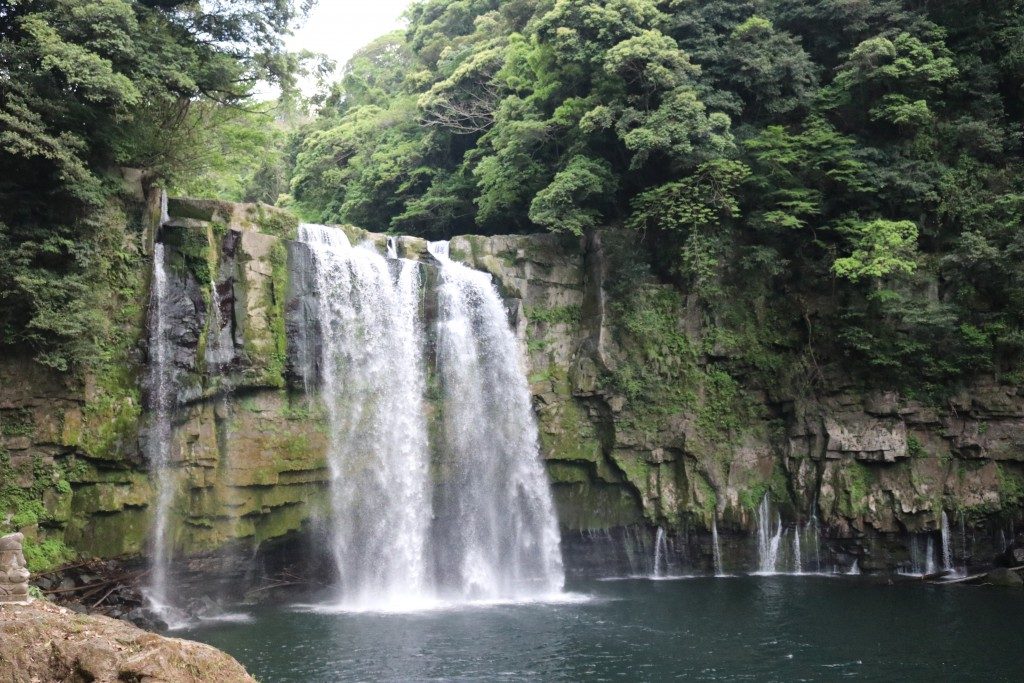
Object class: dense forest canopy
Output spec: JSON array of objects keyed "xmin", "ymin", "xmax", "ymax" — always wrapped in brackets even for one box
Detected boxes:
[
  {"xmin": 3, "ymin": 0, "xmax": 1024, "ymax": 399},
  {"xmin": 0, "ymin": 0, "xmax": 314, "ymax": 369}
]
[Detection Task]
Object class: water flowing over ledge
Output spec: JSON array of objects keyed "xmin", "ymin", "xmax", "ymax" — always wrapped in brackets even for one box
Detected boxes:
[{"xmin": 293, "ymin": 225, "xmax": 564, "ymax": 610}]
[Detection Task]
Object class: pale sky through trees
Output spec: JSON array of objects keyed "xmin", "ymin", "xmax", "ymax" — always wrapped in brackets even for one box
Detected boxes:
[{"xmin": 288, "ymin": 0, "xmax": 414, "ymax": 94}]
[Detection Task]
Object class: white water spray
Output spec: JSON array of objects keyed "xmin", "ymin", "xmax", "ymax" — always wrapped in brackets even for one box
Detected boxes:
[
  {"xmin": 711, "ymin": 517, "xmax": 724, "ymax": 577},
  {"xmin": 430, "ymin": 240, "xmax": 564, "ymax": 599},
  {"xmin": 792, "ymin": 524, "xmax": 803, "ymax": 574},
  {"xmin": 941, "ymin": 511, "xmax": 954, "ymax": 573},
  {"xmin": 652, "ymin": 527, "xmax": 668, "ymax": 578},
  {"xmin": 756, "ymin": 494, "xmax": 783, "ymax": 574},
  {"xmin": 299, "ymin": 224, "xmax": 433, "ymax": 609},
  {"xmin": 145, "ymin": 244, "xmax": 181, "ymax": 623}
]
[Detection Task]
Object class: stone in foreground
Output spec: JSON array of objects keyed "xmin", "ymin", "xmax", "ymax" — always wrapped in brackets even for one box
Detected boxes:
[
  {"xmin": 0, "ymin": 533, "xmax": 30, "ymax": 604},
  {"xmin": 0, "ymin": 600, "xmax": 255, "ymax": 682}
]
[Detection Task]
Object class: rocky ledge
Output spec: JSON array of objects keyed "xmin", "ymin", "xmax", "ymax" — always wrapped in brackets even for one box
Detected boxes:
[{"xmin": 0, "ymin": 600, "xmax": 254, "ymax": 683}]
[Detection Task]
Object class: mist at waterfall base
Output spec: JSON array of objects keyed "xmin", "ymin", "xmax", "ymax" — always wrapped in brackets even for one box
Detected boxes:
[{"xmin": 182, "ymin": 576, "xmax": 1024, "ymax": 682}]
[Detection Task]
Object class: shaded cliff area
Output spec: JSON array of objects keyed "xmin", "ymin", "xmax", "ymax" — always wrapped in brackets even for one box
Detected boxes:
[{"xmin": 2, "ymin": 191, "xmax": 1023, "ymax": 589}]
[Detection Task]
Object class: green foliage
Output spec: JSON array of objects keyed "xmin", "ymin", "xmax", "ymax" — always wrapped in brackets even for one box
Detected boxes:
[
  {"xmin": 607, "ymin": 286, "xmax": 697, "ymax": 415},
  {"xmin": 22, "ymin": 537, "xmax": 76, "ymax": 573},
  {"xmin": 0, "ymin": 451, "xmax": 76, "ymax": 570},
  {"xmin": 832, "ymin": 219, "xmax": 919, "ymax": 282},
  {"xmin": 528, "ymin": 156, "xmax": 617, "ymax": 235},
  {"xmin": 0, "ymin": 0, "xmax": 310, "ymax": 369},
  {"xmin": 525, "ymin": 305, "xmax": 582, "ymax": 326}
]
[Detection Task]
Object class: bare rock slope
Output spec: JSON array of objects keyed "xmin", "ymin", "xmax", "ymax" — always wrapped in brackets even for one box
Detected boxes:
[{"xmin": 0, "ymin": 600, "xmax": 254, "ymax": 683}]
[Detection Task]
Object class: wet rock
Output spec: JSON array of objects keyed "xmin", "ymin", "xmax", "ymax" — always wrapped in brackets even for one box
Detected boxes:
[{"xmin": 987, "ymin": 568, "xmax": 1023, "ymax": 587}]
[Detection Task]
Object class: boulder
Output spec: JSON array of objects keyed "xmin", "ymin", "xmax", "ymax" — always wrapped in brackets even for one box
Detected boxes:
[
  {"xmin": 987, "ymin": 568, "xmax": 1023, "ymax": 588},
  {"xmin": 0, "ymin": 600, "xmax": 255, "ymax": 682}
]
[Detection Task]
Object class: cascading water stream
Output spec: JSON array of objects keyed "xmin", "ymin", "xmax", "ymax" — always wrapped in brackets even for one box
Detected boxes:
[
  {"xmin": 941, "ymin": 510, "xmax": 954, "ymax": 573},
  {"xmin": 711, "ymin": 517, "xmax": 724, "ymax": 577},
  {"xmin": 756, "ymin": 494, "xmax": 783, "ymax": 574},
  {"xmin": 299, "ymin": 224, "xmax": 433, "ymax": 609},
  {"xmin": 429, "ymin": 240, "xmax": 564, "ymax": 599},
  {"xmin": 145, "ymin": 244, "xmax": 181, "ymax": 623},
  {"xmin": 652, "ymin": 527, "xmax": 668, "ymax": 578},
  {"xmin": 792, "ymin": 524, "xmax": 803, "ymax": 575}
]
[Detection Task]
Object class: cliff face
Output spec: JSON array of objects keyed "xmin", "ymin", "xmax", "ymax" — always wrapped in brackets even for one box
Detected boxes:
[{"xmin": 2, "ymin": 196, "xmax": 1022, "ymax": 577}]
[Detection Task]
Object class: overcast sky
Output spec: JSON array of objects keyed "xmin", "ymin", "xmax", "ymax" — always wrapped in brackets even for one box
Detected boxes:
[{"xmin": 287, "ymin": 0, "xmax": 414, "ymax": 94}]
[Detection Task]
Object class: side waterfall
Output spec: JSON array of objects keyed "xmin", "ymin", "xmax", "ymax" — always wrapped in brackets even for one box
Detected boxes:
[
  {"xmin": 792, "ymin": 524, "xmax": 803, "ymax": 575},
  {"xmin": 145, "ymin": 244, "xmax": 179, "ymax": 621},
  {"xmin": 652, "ymin": 527, "xmax": 668, "ymax": 578},
  {"xmin": 711, "ymin": 517, "xmax": 724, "ymax": 577},
  {"xmin": 941, "ymin": 510, "xmax": 955, "ymax": 573},
  {"xmin": 756, "ymin": 494, "xmax": 783, "ymax": 574},
  {"xmin": 299, "ymin": 224, "xmax": 433, "ymax": 609},
  {"xmin": 429, "ymin": 241, "xmax": 565, "ymax": 599}
]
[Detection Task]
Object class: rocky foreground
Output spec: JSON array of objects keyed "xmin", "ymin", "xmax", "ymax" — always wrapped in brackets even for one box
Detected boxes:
[{"xmin": 0, "ymin": 600, "xmax": 254, "ymax": 683}]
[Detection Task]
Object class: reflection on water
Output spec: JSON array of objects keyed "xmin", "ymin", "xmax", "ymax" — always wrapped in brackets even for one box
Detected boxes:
[{"xmin": 184, "ymin": 576, "xmax": 1024, "ymax": 682}]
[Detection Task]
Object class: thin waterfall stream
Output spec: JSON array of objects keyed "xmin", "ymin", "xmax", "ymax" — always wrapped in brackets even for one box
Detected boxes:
[
  {"xmin": 756, "ymin": 493, "xmax": 783, "ymax": 574},
  {"xmin": 711, "ymin": 517, "xmax": 724, "ymax": 577},
  {"xmin": 144, "ymin": 244, "xmax": 182, "ymax": 624}
]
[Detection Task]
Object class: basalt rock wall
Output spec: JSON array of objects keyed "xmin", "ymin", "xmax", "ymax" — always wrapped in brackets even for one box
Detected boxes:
[{"xmin": 3, "ymin": 196, "xmax": 1022, "ymax": 577}]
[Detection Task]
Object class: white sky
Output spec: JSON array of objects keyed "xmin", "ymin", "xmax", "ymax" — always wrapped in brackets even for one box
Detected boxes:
[{"xmin": 287, "ymin": 0, "xmax": 415, "ymax": 94}]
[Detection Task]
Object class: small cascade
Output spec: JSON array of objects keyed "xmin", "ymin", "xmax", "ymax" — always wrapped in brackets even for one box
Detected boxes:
[
  {"xmin": 652, "ymin": 527, "xmax": 668, "ymax": 578},
  {"xmin": 711, "ymin": 517, "xmax": 724, "ymax": 577},
  {"xmin": 299, "ymin": 223, "xmax": 433, "ymax": 609},
  {"xmin": 430, "ymin": 240, "xmax": 564, "ymax": 599},
  {"xmin": 925, "ymin": 536, "xmax": 937, "ymax": 575},
  {"xmin": 848, "ymin": 559, "xmax": 861, "ymax": 576},
  {"xmin": 205, "ymin": 280, "xmax": 232, "ymax": 369},
  {"xmin": 144, "ymin": 244, "xmax": 182, "ymax": 624},
  {"xmin": 959, "ymin": 512, "xmax": 968, "ymax": 567},
  {"xmin": 792, "ymin": 524, "xmax": 803, "ymax": 575},
  {"xmin": 386, "ymin": 236, "xmax": 398, "ymax": 259},
  {"xmin": 159, "ymin": 189, "xmax": 170, "ymax": 226},
  {"xmin": 756, "ymin": 494, "xmax": 783, "ymax": 574},
  {"xmin": 427, "ymin": 240, "xmax": 450, "ymax": 260},
  {"xmin": 941, "ymin": 511, "xmax": 954, "ymax": 572}
]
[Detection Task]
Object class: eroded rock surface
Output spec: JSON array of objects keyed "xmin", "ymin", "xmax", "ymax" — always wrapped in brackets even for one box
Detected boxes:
[{"xmin": 0, "ymin": 600, "xmax": 254, "ymax": 682}]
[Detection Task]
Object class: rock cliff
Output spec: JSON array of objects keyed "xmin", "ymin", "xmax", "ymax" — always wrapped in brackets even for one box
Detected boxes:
[{"xmin": 2, "ymin": 193, "xmax": 1022, "ymax": 581}]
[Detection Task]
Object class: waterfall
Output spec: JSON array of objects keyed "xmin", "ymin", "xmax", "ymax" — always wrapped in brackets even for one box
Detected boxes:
[
  {"xmin": 941, "ymin": 511, "xmax": 954, "ymax": 572},
  {"xmin": 925, "ymin": 536, "xmax": 937, "ymax": 575},
  {"xmin": 711, "ymin": 517, "xmax": 724, "ymax": 577},
  {"xmin": 652, "ymin": 527, "xmax": 667, "ymax": 578},
  {"xmin": 756, "ymin": 494, "xmax": 782, "ymax": 574},
  {"xmin": 159, "ymin": 189, "xmax": 170, "ymax": 226},
  {"xmin": 430, "ymin": 240, "xmax": 564, "ymax": 599},
  {"xmin": 205, "ymin": 280, "xmax": 233, "ymax": 369},
  {"xmin": 145, "ymin": 244, "xmax": 180, "ymax": 622},
  {"xmin": 387, "ymin": 236, "xmax": 398, "ymax": 259},
  {"xmin": 792, "ymin": 524, "xmax": 803, "ymax": 574},
  {"xmin": 848, "ymin": 559, "xmax": 861, "ymax": 575},
  {"xmin": 299, "ymin": 224, "xmax": 433, "ymax": 609}
]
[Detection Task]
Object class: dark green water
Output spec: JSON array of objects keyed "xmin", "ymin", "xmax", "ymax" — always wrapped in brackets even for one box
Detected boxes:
[{"xmin": 182, "ymin": 576, "xmax": 1024, "ymax": 682}]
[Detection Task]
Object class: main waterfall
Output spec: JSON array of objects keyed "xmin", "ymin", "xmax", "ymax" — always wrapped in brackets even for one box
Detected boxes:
[
  {"xmin": 298, "ymin": 227, "xmax": 564, "ymax": 608},
  {"xmin": 299, "ymin": 224, "xmax": 433, "ymax": 609}
]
